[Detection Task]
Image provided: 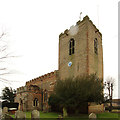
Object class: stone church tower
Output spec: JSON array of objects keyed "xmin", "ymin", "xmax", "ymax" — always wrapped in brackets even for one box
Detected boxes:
[{"xmin": 58, "ymin": 16, "xmax": 103, "ymax": 80}]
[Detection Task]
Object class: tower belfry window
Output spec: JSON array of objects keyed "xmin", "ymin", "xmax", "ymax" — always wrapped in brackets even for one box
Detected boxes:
[
  {"xmin": 69, "ymin": 39, "xmax": 75, "ymax": 55},
  {"xmin": 94, "ymin": 38, "xmax": 98, "ymax": 54}
]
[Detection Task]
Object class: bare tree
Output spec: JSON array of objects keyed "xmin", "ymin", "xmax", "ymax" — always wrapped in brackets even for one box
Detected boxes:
[
  {"xmin": 0, "ymin": 32, "xmax": 16, "ymax": 84},
  {"xmin": 104, "ymin": 76, "xmax": 115, "ymax": 111}
]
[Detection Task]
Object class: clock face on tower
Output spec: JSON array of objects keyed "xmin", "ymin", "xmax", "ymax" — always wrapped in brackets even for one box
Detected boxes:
[{"xmin": 68, "ymin": 61, "xmax": 72, "ymax": 67}]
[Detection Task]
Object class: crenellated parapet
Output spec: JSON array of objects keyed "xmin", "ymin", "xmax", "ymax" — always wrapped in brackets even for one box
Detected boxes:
[
  {"xmin": 17, "ymin": 86, "xmax": 27, "ymax": 93},
  {"xmin": 59, "ymin": 15, "xmax": 102, "ymax": 39},
  {"xmin": 26, "ymin": 70, "xmax": 58, "ymax": 86}
]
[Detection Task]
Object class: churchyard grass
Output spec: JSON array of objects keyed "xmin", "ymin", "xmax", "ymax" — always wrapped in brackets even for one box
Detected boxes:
[
  {"xmin": 39, "ymin": 111, "xmax": 60, "ymax": 118},
  {"xmin": 97, "ymin": 112, "xmax": 119, "ymax": 118},
  {"xmin": 10, "ymin": 111, "xmax": 120, "ymax": 119},
  {"xmin": 10, "ymin": 111, "xmax": 60, "ymax": 118},
  {"xmin": 65, "ymin": 113, "xmax": 120, "ymax": 119}
]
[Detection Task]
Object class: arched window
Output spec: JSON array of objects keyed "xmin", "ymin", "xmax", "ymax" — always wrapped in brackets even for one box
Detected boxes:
[
  {"xmin": 33, "ymin": 98, "xmax": 38, "ymax": 107},
  {"xmin": 94, "ymin": 38, "xmax": 98, "ymax": 54},
  {"xmin": 69, "ymin": 38, "xmax": 75, "ymax": 55},
  {"xmin": 44, "ymin": 91, "xmax": 48, "ymax": 102}
]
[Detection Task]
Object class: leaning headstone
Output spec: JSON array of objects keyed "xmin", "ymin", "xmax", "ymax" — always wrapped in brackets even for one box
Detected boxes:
[
  {"xmin": 31, "ymin": 110, "xmax": 40, "ymax": 119},
  {"xmin": 15, "ymin": 110, "xmax": 26, "ymax": 119},
  {"xmin": 63, "ymin": 107, "xmax": 68, "ymax": 117},
  {"xmin": 2, "ymin": 107, "xmax": 8, "ymax": 114},
  {"xmin": 89, "ymin": 113, "xmax": 97, "ymax": 119}
]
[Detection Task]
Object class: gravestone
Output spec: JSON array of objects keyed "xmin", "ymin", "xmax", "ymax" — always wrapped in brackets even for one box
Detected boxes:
[
  {"xmin": 0, "ymin": 107, "xmax": 2, "ymax": 114},
  {"xmin": 2, "ymin": 107, "xmax": 8, "ymax": 114},
  {"xmin": 0, "ymin": 108, "xmax": 2, "ymax": 120},
  {"xmin": 15, "ymin": 110, "xmax": 26, "ymax": 119},
  {"xmin": 89, "ymin": 113, "xmax": 97, "ymax": 119},
  {"xmin": 0, "ymin": 108, "xmax": 2, "ymax": 119},
  {"xmin": 31, "ymin": 110, "xmax": 40, "ymax": 119},
  {"xmin": 3, "ymin": 114, "xmax": 13, "ymax": 120},
  {"xmin": 58, "ymin": 115, "xmax": 63, "ymax": 120},
  {"xmin": 63, "ymin": 107, "xmax": 68, "ymax": 117}
]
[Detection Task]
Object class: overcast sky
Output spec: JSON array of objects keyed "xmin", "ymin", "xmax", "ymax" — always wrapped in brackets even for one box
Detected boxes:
[{"xmin": 0, "ymin": 0, "xmax": 118, "ymax": 98}]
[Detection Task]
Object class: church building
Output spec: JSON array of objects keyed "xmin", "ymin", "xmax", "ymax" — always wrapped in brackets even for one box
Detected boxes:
[{"xmin": 15, "ymin": 15, "xmax": 103, "ymax": 111}]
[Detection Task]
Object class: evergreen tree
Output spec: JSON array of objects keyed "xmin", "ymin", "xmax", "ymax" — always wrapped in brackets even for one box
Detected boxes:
[
  {"xmin": 2, "ymin": 87, "xmax": 16, "ymax": 103},
  {"xmin": 48, "ymin": 74, "xmax": 104, "ymax": 113}
]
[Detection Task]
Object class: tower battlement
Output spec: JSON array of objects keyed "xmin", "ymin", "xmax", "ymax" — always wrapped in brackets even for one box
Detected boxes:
[{"xmin": 59, "ymin": 15, "xmax": 102, "ymax": 39}]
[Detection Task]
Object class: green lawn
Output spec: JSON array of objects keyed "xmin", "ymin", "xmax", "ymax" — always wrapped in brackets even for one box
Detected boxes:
[
  {"xmin": 65, "ymin": 112, "xmax": 120, "ymax": 120},
  {"xmin": 11, "ymin": 111, "xmax": 60, "ymax": 118},
  {"xmin": 97, "ymin": 112, "xmax": 119, "ymax": 118},
  {"xmin": 10, "ymin": 111, "xmax": 120, "ymax": 119}
]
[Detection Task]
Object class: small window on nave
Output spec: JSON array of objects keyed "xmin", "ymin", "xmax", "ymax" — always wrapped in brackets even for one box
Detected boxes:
[
  {"xmin": 33, "ymin": 98, "xmax": 38, "ymax": 107},
  {"xmin": 69, "ymin": 38, "xmax": 75, "ymax": 55}
]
